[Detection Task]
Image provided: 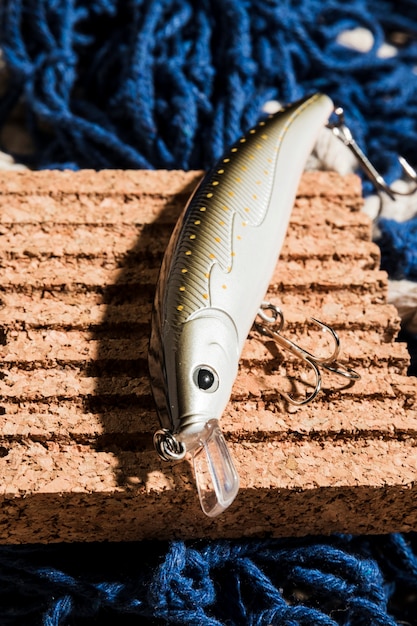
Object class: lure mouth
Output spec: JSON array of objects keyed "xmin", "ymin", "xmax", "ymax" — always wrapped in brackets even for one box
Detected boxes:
[{"xmin": 189, "ymin": 419, "xmax": 239, "ymax": 517}]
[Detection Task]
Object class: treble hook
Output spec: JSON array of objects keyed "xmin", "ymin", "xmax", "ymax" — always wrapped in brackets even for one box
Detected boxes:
[
  {"xmin": 328, "ymin": 107, "xmax": 417, "ymax": 201},
  {"xmin": 254, "ymin": 302, "xmax": 360, "ymax": 406}
]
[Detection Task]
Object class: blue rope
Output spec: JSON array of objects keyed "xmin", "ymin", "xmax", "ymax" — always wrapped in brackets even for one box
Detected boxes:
[
  {"xmin": 0, "ymin": 536, "xmax": 416, "ymax": 624},
  {"xmin": 1, "ymin": 0, "xmax": 417, "ymax": 179},
  {"xmin": 379, "ymin": 215, "xmax": 417, "ymax": 280},
  {"xmin": 1, "ymin": 1, "xmax": 417, "ymax": 624}
]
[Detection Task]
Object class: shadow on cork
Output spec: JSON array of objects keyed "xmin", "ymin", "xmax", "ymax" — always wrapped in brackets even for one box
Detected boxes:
[{"xmin": 91, "ymin": 173, "xmax": 201, "ymax": 508}]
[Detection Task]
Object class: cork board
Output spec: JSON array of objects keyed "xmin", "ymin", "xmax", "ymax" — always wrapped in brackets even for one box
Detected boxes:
[{"xmin": 0, "ymin": 169, "xmax": 416, "ymax": 543}]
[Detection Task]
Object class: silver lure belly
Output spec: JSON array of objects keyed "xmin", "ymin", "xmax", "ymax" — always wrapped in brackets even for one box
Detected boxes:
[{"xmin": 148, "ymin": 92, "xmax": 334, "ymax": 516}]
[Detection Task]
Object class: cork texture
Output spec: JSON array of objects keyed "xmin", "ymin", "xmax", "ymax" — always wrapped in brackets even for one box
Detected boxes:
[{"xmin": 0, "ymin": 169, "xmax": 416, "ymax": 543}]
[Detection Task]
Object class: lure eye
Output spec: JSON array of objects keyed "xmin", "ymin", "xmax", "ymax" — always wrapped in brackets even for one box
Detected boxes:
[{"xmin": 193, "ymin": 366, "xmax": 219, "ymax": 392}]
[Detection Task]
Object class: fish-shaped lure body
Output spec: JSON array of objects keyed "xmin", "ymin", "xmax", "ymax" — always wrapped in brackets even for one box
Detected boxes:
[{"xmin": 149, "ymin": 93, "xmax": 334, "ymax": 516}]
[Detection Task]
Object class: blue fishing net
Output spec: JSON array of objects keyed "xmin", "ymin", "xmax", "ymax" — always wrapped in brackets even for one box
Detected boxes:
[
  {"xmin": 1, "ymin": 535, "xmax": 417, "ymax": 625},
  {"xmin": 1, "ymin": 1, "xmax": 417, "ymax": 624},
  {"xmin": 1, "ymin": 0, "xmax": 417, "ymax": 182}
]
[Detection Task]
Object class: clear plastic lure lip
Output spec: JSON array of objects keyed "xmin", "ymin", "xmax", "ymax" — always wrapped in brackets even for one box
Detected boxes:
[
  {"xmin": 187, "ymin": 419, "xmax": 239, "ymax": 517},
  {"xmin": 153, "ymin": 419, "xmax": 239, "ymax": 517}
]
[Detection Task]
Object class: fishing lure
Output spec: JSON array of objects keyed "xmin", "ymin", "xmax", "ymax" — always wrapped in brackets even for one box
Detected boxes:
[{"xmin": 149, "ymin": 91, "xmax": 414, "ymax": 517}]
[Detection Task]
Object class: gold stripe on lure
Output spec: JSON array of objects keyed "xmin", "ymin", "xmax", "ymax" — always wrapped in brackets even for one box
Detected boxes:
[{"xmin": 148, "ymin": 92, "xmax": 415, "ymax": 517}]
